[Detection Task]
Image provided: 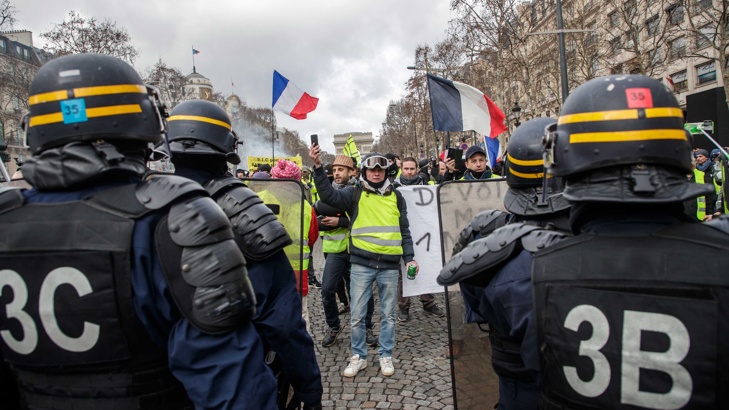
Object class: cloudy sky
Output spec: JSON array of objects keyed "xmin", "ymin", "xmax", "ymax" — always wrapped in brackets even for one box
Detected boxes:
[{"xmin": 13, "ymin": 0, "xmax": 454, "ymax": 154}]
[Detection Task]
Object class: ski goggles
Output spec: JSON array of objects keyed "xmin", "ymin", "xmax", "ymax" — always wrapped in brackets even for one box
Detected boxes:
[{"xmin": 362, "ymin": 155, "xmax": 389, "ymax": 170}]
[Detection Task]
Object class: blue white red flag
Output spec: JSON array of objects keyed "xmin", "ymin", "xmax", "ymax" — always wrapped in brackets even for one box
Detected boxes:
[
  {"xmin": 192, "ymin": 48, "xmax": 200, "ymax": 55},
  {"xmin": 272, "ymin": 70, "xmax": 319, "ymax": 120},
  {"xmin": 427, "ymin": 74, "xmax": 506, "ymax": 139}
]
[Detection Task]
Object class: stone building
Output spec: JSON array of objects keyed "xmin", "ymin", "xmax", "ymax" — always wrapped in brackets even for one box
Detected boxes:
[
  {"xmin": 493, "ymin": 0, "xmax": 728, "ymax": 145},
  {"xmin": 333, "ymin": 132, "xmax": 374, "ymax": 156},
  {"xmin": 0, "ymin": 30, "xmax": 48, "ymax": 177}
]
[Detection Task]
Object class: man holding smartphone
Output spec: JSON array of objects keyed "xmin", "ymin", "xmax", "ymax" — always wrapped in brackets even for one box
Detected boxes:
[
  {"xmin": 309, "ymin": 145, "xmax": 418, "ymax": 378},
  {"xmin": 444, "ymin": 146, "xmax": 497, "ymax": 181}
]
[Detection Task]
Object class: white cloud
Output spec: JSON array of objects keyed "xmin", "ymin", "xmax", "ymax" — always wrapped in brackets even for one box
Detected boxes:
[{"xmin": 14, "ymin": 0, "xmax": 452, "ymax": 153}]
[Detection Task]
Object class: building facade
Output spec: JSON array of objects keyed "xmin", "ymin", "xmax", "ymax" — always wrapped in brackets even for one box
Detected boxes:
[
  {"xmin": 0, "ymin": 30, "xmax": 48, "ymax": 177},
  {"xmin": 491, "ymin": 0, "xmax": 727, "ymax": 146}
]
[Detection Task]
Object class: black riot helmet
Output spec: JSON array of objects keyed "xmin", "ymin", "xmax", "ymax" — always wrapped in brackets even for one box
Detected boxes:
[
  {"xmin": 544, "ymin": 74, "xmax": 691, "ymax": 176},
  {"xmin": 25, "ymin": 53, "xmax": 166, "ymax": 154},
  {"xmin": 544, "ymin": 75, "xmax": 711, "ymax": 203},
  {"xmin": 504, "ymin": 117, "xmax": 555, "ymax": 188},
  {"xmin": 166, "ymin": 99, "xmax": 241, "ymax": 164},
  {"xmin": 502, "ymin": 117, "xmax": 569, "ymax": 216}
]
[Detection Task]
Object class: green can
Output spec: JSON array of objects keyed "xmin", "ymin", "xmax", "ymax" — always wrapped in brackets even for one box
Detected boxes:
[{"xmin": 406, "ymin": 264, "xmax": 417, "ymax": 280}]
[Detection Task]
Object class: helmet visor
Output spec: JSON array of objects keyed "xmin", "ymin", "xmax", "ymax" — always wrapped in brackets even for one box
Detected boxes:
[{"xmin": 362, "ymin": 155, "xmax": 389, "ymax": 169}]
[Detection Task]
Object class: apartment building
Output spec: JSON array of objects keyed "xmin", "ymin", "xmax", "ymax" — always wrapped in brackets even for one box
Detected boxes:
[{"xmin": 506, "ymin": 0, "xmax": 728, "ymax": 146}]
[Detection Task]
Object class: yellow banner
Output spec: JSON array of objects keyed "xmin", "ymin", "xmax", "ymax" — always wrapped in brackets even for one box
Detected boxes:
[{"xmin": 247, "ymin": 156, "xmax": 303, "ymax": 171}]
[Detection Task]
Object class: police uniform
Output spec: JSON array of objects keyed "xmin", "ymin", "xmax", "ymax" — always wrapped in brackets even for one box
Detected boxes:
[
  {"xmin": 0, "ymin": 54, "xmax": 276, "ymax": 410},
  {"xmin": 164, "ymin": 99, "xmax": 323, "ymax": 409},
  {"xmin": 535, "ymin": 74, "xmax": 729, "ymax": 408},
  {"xmin": 438, "ymin": 118, "xmax": 571, "ymax": 410}
]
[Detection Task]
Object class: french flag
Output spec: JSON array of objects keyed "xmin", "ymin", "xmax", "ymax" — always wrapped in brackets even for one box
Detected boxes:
[
  {"xmin": 427, "ymin": 74, "xmax": 506, "ymax": 139},
  {"xmin": 272, "ymin": 70, "xmax": 319, "ymax": 120}
]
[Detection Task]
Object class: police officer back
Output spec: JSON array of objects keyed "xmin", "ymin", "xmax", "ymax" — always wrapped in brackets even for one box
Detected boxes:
[
  {"xmin": 438, "ymin": 117, "xmax": 571, "ymax": 409},
  {"xmin": 535, "ymin": 74, "xmax": 729, "ymax": 408},
  {"xmin": 162, "ymin": 99, "xmax": 323, "ymax": 410},
  {"xmin": 0, "ymin": 54, "xmax": 277, "ymax": 409}
]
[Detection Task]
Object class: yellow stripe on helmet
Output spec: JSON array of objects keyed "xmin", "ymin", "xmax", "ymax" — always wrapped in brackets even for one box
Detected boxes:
[
  {"xmin": 27, "ymin": 104, "xmax": 142, "ymax": 127},
  {"xmin": 168, "ymin": 115, "xmax": 232, "ymax": 130},
  {"xmin": 507, "ymin": 153, "xmax": 543, "ymax": 167},
  {"xmin": 569, "ymin": 129, "xmax": 688, "ymax": 144},
  {"xmin": 29, "ymin": 84, "xmax": 148, "ymax": 106},
  {"xmin": 558, "ymin": 107, "xmax": 683, "ymax": 125},
  {"xmin": 86, "ymin": 104, "xmax": 142, "ymax": 119},
  {"xmin": 508, "ymin": 168, "xmax": 546, "ymax": 179}
]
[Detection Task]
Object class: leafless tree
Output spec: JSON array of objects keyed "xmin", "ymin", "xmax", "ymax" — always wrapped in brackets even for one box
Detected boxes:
[
  {"xmin": 40, "ymin": 11, "xmax": 139, "ymax": 64},
  {"xmin": 0, "ymin": 60, "xmax": 33, "ymax": 146},
  {"xmin": 0, "ymin": 0, "xmax": 17, "ymax": 29},
  {"xmin": 143, "ymin": 60, "xmax": 195, "ymax": 109},
  {"xmin": 682, "ymin": 0, "xmax": 729, "ymax": 109}
]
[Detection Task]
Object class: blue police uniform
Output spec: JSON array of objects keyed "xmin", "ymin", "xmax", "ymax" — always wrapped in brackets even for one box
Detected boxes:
[
  {"xmin": 459, "ymin": 250, "xmax": 540, "ymax": 410},
  {"xmin": 21, "ymin": 182, "xmax": 278, "ymax": 410},
  {"xmin": 174, "ymin": 167, "xmax": 323, "ymax": 406}
]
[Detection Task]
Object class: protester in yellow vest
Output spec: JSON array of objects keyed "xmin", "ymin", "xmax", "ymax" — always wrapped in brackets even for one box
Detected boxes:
[
  {"xmin": 310, "ymin": 146, "xmax": 418, "ymax": 379},
  {"xmin": 266, "ymin": 159, "xmax": 319, "ymax": 326},
  {"xmin": 316, "ymin": 155, "xmax": 374, "ymax": 348}
]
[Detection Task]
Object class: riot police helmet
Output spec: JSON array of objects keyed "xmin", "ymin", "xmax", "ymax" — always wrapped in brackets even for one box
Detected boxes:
[
  {"xmin": 25, "ymin": 53, "xmax": 166, "ymax": 154},
  {"xmin": 166, "ymin": 99, "xmax": 241, "ymax": 164},
  {"xmin": 543, "ymin": 75, "xmax": 712, "ymax": 203},
  {"xmin": 502, "ymin": 117, "xmax": 569, "ymax": 216}
]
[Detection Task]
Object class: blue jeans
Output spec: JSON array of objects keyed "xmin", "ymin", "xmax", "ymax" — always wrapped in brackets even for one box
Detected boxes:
[
  {"xmin": 350, "ymin": 263, "xmax": 398, "ymax": 359},
  {"xmin": 322, "ymin": 253, "xmax": 374, "ymax": 330}
]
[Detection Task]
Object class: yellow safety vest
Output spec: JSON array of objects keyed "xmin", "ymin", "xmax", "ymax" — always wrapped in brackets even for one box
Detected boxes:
[
  {"xmin": 310, "ymin": 182, "xmax": 319, "ymax": 203},
  {"xmin": 321, "ymin": 226, "xmax": 349, "ymax": 254},
  {"xmin": 694, "ymin": 169, "xmax": 706, "ymax": 221},
  {"xmin": 258, "ymin": 190, "xmax": 312, "ymax": 270},
  {"xmin": 351, "ymin": 191, "xmax": 403, "ymax": 255}
]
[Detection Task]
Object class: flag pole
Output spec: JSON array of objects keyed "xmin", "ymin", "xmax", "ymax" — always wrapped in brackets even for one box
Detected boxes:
[
  {"xmin": 271, "ymin": 109, "xmax": 275, "ymax": 163},
  {"xmin": 192, "ymin": 46, "xmax": 196, "ymax": 73}
]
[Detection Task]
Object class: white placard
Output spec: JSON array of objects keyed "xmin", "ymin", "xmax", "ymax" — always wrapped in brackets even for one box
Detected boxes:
[{"xmin": 397, "ymin": 185, "xmax": 444, "ymax": 297}]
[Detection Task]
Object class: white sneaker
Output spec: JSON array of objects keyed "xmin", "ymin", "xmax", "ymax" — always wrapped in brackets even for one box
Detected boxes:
[
  {"xmin": 379, "ymin": 356, "xmax": 394, "ymax": 376},
  {"xmin": 343, "ymin": 354, "xmax": 367, "ymax": 377}
]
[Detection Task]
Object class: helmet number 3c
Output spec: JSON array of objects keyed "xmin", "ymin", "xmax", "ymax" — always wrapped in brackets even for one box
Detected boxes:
[
  {"xmin": 563, "ymin": 304, "xmax": 692, "ymax": 409},
  {"xmin": 0, "ymin": 268, "xmax": 100, "ymax": 355}
]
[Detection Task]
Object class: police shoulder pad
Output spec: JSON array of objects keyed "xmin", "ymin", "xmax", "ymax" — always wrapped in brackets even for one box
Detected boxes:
[
  {"xmin": 438, "ymin": 223, "xmax": 540, "ymax": 286},
  {"xmin": 0, "ymin": 186, "xmax": 24, "ymax": 215},
  {"xmin": 214, "ymin": 185, "xmax": 292, "ymax": 260},
  {"xmin": 168, "ymin": 196, "xmax": 234, "ymax": 247},
  {"xmin": 520, "ymin": 229, "xmax": 570, "ymax": 253},
  {"xmin": 452, "ymin": 209, "xmax": 510, "ymax": 256},
  {"xmin": 204, "ymin": 175, "xmax": 246, "ymax": 198},
  {"xmin": 135, "ymin": 175, "xmax": 208, "ymax": 210}
]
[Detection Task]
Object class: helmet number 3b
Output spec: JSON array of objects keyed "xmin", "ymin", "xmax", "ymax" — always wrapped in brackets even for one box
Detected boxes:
[
  {"xmin": 563, "ymin": 305, "xmax": 692, "ymax": 409},
  {"xmin": 0, "ymin": 268, "xmax": 99, "ymax": 355}
]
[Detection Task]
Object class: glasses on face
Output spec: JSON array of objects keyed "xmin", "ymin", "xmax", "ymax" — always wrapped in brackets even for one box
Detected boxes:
[{"xmin": 362, "ymin": 155, "xmax": 389, "ymax": 169}]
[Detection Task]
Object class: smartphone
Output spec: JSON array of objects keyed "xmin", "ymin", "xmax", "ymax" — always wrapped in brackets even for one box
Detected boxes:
[
  {"xmin": 447, "ymin": 148, "xmax": 463, "ymax": 161},
  {"xmin": 310, "ymin": 134, "xmax": 319, "ymax": 147}
]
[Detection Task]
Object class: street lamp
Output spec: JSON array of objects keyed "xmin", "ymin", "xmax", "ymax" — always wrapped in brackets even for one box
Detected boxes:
[{"xmin": 512, "ymin": 102, "xmax": 522, "ymax": 128}]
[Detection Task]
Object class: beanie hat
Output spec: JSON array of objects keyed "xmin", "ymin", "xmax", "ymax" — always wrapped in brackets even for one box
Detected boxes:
[
  {"xmin": 695, "ymin": 149, "xmax": 710, "ymax": 158},
  {"xmin": 333, "ymin": 154, "xmax": 355, "ymax": 170},
  {"xmin": 259, "ymin": 163, "xmax": 272, "ymax": 172},
  {"xmin": 270, "ymin": 159, "xmax": 302, "ymax": 180}
]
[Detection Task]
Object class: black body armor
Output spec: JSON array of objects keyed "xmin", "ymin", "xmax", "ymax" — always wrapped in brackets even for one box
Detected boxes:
[
  {"xmin": 533, "ymin": 221, "xmax": 729, "ymax": 409},
  {"xmin": 204, "ymin": 175, "xmax": 291, "ymax": 261},
  {"xmin": 0, "ymin": 175, "xmax": 255, "ymax": 409}
]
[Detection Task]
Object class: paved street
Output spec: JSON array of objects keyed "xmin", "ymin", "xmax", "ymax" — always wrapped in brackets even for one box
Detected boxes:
[{"xmin": 307, "ymin": 242, "xmax": 460, "ymax": 410}]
